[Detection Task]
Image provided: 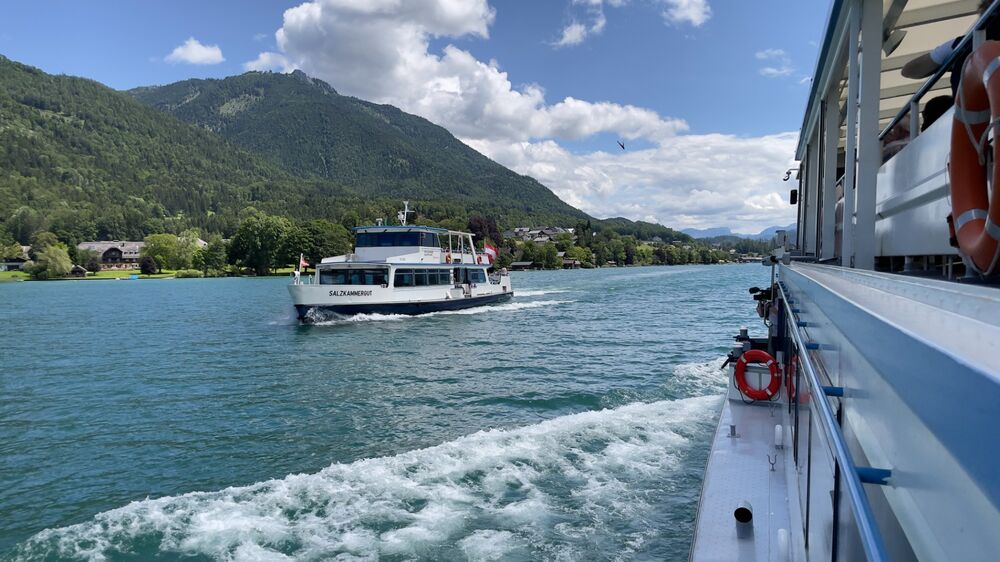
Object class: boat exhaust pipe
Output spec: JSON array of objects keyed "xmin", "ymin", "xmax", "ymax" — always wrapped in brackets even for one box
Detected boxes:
[{"xmin": 734, "ymin": 501, "xmax": 754, "ymax": 539}]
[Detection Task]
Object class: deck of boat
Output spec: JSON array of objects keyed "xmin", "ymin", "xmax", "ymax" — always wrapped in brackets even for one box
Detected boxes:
[{"xmin": 690, "ymin": 398, "xmax": 801, "ymax": 562}]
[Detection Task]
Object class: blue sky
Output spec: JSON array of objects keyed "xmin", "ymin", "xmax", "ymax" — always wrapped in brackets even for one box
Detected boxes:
[{"xmin": 1, "ymin": 1, "xmax": 828, "ymax": 232}]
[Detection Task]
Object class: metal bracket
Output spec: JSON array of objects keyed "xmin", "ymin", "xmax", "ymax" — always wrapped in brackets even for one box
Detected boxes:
[
  {"xmin": 856, "ymin": 467, "xmax": 893, "ymax": 486},
  {"xmin": 822, "ymin": 386, "xmax": 845, "ymax": 397}
]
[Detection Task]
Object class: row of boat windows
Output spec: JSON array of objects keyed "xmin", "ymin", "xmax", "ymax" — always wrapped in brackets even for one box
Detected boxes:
[
  {"xmin": 319, "ymin": 268, "xmax": 388, "ymax": 286},
  {"xmin": 393, "ymin": 269, "xmax": 487, "ymax": 286},
  {"xmin": 355, "ymin": 232, "xmax": 440, "ymax": 248},
  {"xmin": 318, "ymin": 268, "xmax": 488, "ymax": 286}
]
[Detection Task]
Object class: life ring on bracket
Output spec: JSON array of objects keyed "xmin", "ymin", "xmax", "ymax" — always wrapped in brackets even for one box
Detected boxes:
[
  {"xmin": 734, "ymin": 349, "xmax": 781, "ymax": 401},
  {"xmin": 445, "ymin": 253, "xmax": 452, "ymax": 263}
]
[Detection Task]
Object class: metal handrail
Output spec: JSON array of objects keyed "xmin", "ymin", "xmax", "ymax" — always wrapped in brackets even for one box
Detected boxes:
[
  {"xmin": 778, "ymin": 282, "xmax": 890, "ymax": 562},
  {"xmin": 879, "ymin": 0, "xmax": 1000, "ymax": 140}
]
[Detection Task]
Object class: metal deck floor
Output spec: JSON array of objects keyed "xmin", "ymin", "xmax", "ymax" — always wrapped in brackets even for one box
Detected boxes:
[{"xmin": 689, "ymin": 398, "xmax": 797, "ymax": 562}]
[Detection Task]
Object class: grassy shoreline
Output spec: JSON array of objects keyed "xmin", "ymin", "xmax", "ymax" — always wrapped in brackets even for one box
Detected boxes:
[{"xmin": 0, "ymin": 267, "xmax": 303, "ymax": 282}]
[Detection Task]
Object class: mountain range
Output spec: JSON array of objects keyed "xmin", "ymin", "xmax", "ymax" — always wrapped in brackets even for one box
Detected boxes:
[
  {"xmin": 0, "ymin": 54, "xmax": 692, "ymax": 245},
  {"xmin": 682, "ymin": 224, "xmax": 795, "ymax": 240}
]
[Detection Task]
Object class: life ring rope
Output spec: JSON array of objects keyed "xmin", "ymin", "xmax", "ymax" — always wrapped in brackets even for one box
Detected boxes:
[
  {"xmin": 734, "ymin": 349, "xmax": 781, "ymax": 402},
  {"xmin": 949, "ymin": 41, "xmax": 1000, "ymax": 275}
]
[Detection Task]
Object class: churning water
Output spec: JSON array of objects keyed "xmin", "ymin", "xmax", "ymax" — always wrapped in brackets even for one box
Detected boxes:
[{"xmin": 1, "ymin": 265, "xmax": 768, "ymax": 561}]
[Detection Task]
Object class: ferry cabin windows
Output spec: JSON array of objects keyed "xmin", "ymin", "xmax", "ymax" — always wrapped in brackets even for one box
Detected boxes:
[
  {"xmin": 452, "ymin": 268, "xmax": 488, "ymax": 285},
  {"xmin": 393, "ymin": 269, "xmax": 452, "ymax": 287},
  {"xmin": 355, "ymin": 232, "xmax": 440, "ymax": 248},
  {"xmin": 319, "ymin": 268, "xmax": 388, "ymax": 285}
]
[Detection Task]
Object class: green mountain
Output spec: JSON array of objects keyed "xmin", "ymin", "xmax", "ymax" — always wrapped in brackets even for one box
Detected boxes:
[
  {"xmin": 127, "ymin": 70, "xmax": 587, "ymax": 223},
  {"xmin": 0, "ymin": 55, "xmax": 689, "ymax": 247}
]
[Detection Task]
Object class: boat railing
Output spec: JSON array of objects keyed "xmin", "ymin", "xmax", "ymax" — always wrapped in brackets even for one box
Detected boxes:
[
  {"xmin": 777, "ymin": 282, "xmax": 890, "ymax": 562},
  {"xmin": 879, "ymin": 0, "xmax": 1000, "ymax": 141}
]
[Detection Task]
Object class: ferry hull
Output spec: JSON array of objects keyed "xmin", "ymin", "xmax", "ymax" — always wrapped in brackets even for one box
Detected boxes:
[{"xmin": 296, "ymin": 291, "xmax": 513, "ymax": 321}]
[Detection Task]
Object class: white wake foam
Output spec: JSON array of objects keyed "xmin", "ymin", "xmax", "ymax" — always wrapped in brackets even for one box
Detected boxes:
[
  {"xmin": 514, "ymin": 289, "xmax": 568, "ymax": 297},
  {"xmin": 15, "ymin": 395, "xmax": 721, "ymax": 561},
  {"xmin": 311, "ymin": 300, "xmax": 570, "ymax": 325}
]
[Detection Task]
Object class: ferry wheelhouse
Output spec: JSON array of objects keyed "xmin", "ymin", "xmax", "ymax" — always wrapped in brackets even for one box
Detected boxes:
[
  {"xmin": 288, "ymin": 217, "xmax": 511, "ymax": 321},
  {"xmin": 691, "ymin": 2, "xmax": 1000, "ymax": 561}
]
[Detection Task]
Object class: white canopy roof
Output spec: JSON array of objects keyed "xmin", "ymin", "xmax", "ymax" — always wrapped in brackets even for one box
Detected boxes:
[{"xmin": 799, "ymin": 0, "xmax": 985, "ymax": 156}]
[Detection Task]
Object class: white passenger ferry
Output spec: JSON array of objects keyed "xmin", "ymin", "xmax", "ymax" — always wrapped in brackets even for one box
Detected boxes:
[
  {"xmin": 692, "ymin": 2, "xmax": 1000, "ymax": 561},
  {"xmin": 288, "ymin": 205, "xmax": 512, "ymax": 321}
]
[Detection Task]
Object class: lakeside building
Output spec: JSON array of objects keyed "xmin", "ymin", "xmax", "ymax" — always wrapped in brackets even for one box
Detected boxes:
[
  {"xmin": 1, "ymin": 246, "xmax": 30, "ymax": 271},
  {"xmin": 505, "ymin": 226, "xmax": 576, "ymax": 244},
  {"xmin": 77, "ymin": 241, "xmax": 145, "ymax": 270}
]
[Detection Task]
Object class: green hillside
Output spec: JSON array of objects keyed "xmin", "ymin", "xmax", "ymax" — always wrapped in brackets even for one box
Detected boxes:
[
  {"xmin": 128, "ymin": 70, "xmax": 587, "ymax": 224},
  {"xmin": 0, "ymin": 55, "xmax": 695, "ymax": 249}
]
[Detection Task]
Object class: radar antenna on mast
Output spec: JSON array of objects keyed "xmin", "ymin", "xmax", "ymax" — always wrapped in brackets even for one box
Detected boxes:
[{"xmin": 397, "ymin": 201, "xmax": 414, "ymax": 226}]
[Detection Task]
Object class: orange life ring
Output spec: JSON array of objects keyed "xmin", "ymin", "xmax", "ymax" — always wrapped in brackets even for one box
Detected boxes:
[
  {"xmin": 734, "ymin": 349, "xmax": 781, "ymax": 401},
  {"xmin": 477, "ymin": 255, "xmax": 482, "ymax": 264},
  {"xmin": 950, "ymin": 41, "xmax": 1000, "ymax": 275},
  {"xmin": 445, "ymin": 253, "xmax": 452, "ymax": 263}
]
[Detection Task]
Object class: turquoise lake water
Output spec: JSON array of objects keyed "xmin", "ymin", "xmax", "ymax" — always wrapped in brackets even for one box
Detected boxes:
[{"xmin": 1, "ymin": 265, "xmax": 768, "ymax": 561}]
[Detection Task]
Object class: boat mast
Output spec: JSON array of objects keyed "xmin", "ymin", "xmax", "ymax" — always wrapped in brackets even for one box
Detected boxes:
[{"xmin": 397, "ymin": 201, "xmax": 414, "ymax": 226}]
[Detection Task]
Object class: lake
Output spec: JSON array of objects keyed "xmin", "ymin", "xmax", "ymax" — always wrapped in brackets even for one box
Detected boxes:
[{"xmin": 1, "ymin": 265, "xmax": 768, "ymax": 560}]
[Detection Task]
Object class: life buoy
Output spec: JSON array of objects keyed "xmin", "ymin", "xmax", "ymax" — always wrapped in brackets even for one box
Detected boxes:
[
  {"xmin": 950, "ymin": 41, "xmax": 1000, "ymax": 275},
  {"xmin": 477, "ymin": 255, "xmax": 482, "ymax": 264},
  {"xmin": 734, "ymin": 349, "xmax": 781, "ymax": 401},
  {"xmin": 445, "ymin": 253, "xmax": 452, "ymax": 263}
]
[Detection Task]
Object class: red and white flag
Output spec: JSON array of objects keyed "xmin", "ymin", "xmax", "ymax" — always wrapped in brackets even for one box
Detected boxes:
[
  {"xmin": 483, "ymin": 242, "xmax": 498, "ymax": 264},
  {"xmin": 299, "ymin": 254, "xmax": 309, "ymax": 269}
]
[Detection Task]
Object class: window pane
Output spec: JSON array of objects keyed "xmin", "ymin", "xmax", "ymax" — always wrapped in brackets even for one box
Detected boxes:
[
  {"xmin": 414, "ymin": 271, "xmax": 428, "ymax": 286},
  {"xmin": 395, "ymin": 270, "xmax": 413, "ymax": 287}
]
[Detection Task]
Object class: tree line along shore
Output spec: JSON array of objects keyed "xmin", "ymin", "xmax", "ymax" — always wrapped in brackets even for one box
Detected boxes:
[{"xmin": 1, "ymin": 208, "xmax": 774, "ymax": 281}]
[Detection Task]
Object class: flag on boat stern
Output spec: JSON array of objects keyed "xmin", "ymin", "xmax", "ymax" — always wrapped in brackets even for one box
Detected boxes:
[{"xmin": 299, "ymin": 254, "xmax": 309, "ymax": 270}]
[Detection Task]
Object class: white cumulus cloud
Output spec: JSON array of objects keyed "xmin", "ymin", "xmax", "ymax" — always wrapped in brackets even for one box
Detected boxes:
[
  {"xmin": 467, "ymin": 132, "xmax": 798, "ymax": 233},
  {"xmin": 755, "ymin": 48, "xmax": 786, "ymax": 60},
  {"xmin": 662, "ymin": 0, "xmax": 711, "ymax": 26},
  {"xmin": 245, "ymin": 0, "xmax": 793, "ymax": 231},
  {"xmin": 755, "ymin": 47, "xmax": 794, "ymax": 78},
  {"xmin": 164, "ymin": 37, "xmax": 225, "ymax": 65},
  {"xmin": 246, "ymin": 0, "xmax": 685, "ymax": 144},
  {"xmin": 555, "ymin": 21, "xmax": 591, "ymax": 47}
]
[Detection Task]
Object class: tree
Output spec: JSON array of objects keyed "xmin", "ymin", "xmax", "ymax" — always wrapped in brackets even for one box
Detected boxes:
[
  {"xmin": 541, "ymin": 242, "xmax": 561, "ymax": 269},
  {"xmin": 520, "ymin": 241, "xmax": 538, "ymax": 264},
  {"xmin": 608, "ymin": 239, "xmax": 626, "ymax": 265},
  {"xmin": 553, "ymin": 232, "xmax": 575, "ymax": 252},
  {"xmin": 5, "ymin": 207, "xmax": 44, "ymax": 245},
  {"xmin": 0, "ymin": 237, "xmax": 24, "ymax": 261},
  {"xmin": 281, "ymin": 220, "xmax": 351, "ymax": 268},
  {"xmin": 139, "ymin": 256, "xmax": 158, "ymax": 275},
  {"xmin": 174, "ymin": 229, "xmax": 202, "ymax": 270},
  {"xmin": 24, "ymin": 245, "xmax": 72, "ymax": 280},
  {"xmin": 78, "ymin": 249, "xmax": 102, "ymax": 273},
  {"xmin": 195, "ymin": 234, "xmax": 227, "ymax": 275},
  {"xmin": 635, "ymin": 244, "xmax": 654, "ymax": 265},
  {"xmin": 142, "ymin": 234, "xmax": 179, "ymax": 273},
  {"xmin": 29, "ymin": 231, "xmax": 60, "ymax": 260},
  {"xmin": 228, "ymin": 210, "xmax": 292, "ymax": 275},
  {"xmin": 468, "ymin": 215, "xmax": 501, "ymax": 246},
  {"xmin": 565, "ymin": 245, "xmax": 592, "ymax": 266}
]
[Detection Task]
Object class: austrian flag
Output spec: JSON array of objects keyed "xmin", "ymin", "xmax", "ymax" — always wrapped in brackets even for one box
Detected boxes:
[{"xmin": 483, "ymin": 242, "xmax": 498, "ymax": 264}]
